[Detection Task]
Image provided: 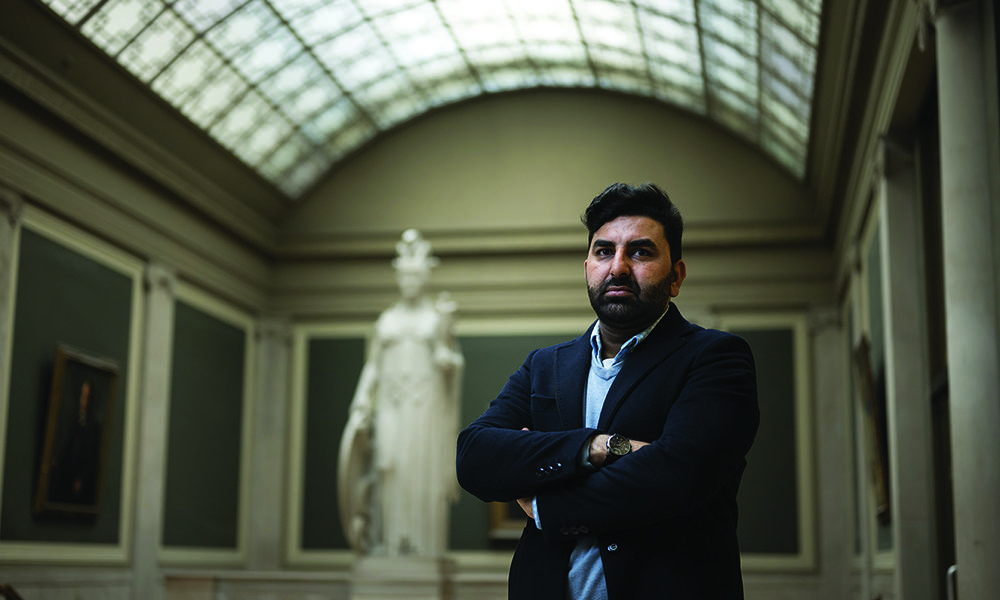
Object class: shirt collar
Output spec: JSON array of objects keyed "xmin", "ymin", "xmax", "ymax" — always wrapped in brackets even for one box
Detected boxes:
[{"xmin": 589, "ymin": 303, "xmax": 671, "ymax": 364}]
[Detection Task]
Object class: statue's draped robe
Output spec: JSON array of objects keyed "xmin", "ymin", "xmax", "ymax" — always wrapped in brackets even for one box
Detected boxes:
[{"xmin": 368, "ymin": 299, "xmax": 460, "ymax": 556}]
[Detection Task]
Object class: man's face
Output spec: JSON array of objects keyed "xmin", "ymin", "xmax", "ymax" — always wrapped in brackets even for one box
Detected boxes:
[{"xmin": 585, "ymin": 215, "xmax": 686, "ymax": 331}]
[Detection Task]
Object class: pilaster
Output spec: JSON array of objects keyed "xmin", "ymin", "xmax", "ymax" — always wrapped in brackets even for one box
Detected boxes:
[
  {"xmin": 0, "ymin": 186, "xmax": 24, "ymax": 375},
  {"xmin": 246, "ymin": 317, "xmax": 292, "ymax": 571},
  {"xmin": 934, "ymin": 1, "xmax": 1000, "ymax": 598},
  {"xmin": 133, "ymin": 263, "xmax": 178, "ymax": 600},
  {"xmin": 876, "ymin": 136, "xmax": 938, "ymax": 600}
]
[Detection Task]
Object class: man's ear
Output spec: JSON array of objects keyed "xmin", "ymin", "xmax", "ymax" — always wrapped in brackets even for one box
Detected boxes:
[{"xmin": 669, "ymin": 260, "xmax": 687, "ymax": 297}]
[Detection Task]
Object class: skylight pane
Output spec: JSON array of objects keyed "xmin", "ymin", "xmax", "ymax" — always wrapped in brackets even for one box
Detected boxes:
[
  {"xmin": 285, "ymin": 1, "xmax": 366, "ymax": 44},
  {"xmin": 152, "ymin": 39, "xmax": 224, "ymax": 108},
  {"xmin": 576, "ymin": 0, "xmax": 639, "ymax": 51},
  {"xmin": 528, "ymin": 43, "xmax": 589, "ymax": 65},
  {"xmin": 278, "ymin": 153, "xmax": 332, "ymax": 197},
  {"xmin": 536, "ymin": 65, "xmax": 596, "ymax": 87},
  {"xmin": 356, "ymin": 0, "xmax": 425, "ymax": 19},
  {"xmin": 599, "ymin": 70, "xmax": 654, "ymax": 94},
  {"xmin": 655, "ymin": 85, "xmax": 706, "ymax": 114},
  {"xmin": 761, "ymin": 13, "xmax": 817, "ymax": 93},
  {"xmin": 257, "ymin": 134, "xmax": 311, "ymax": 178},
  {"xmin": 236, "ymin": 112, "xmax": 295, "ymax": 166},
  {"xmin": 640, "ymin": 9, "xmax": 700, "ymax": 50},
  {"xmin": 713, "ymin": 88, "xmax": 758, "ymax": 140},
  {"xmin": 762, "ymin": 70, "xmax": 808, "ymax": 116},
  {"xmin": 353, "ymin": 72, "xmax": 415, "ymax": 108},
  {"xmin": 210, "ymin": 90, "xmax": 274, "ymax": 149},
  {"xmin": 700, "ymin": 0, "xmax": 758, "ymax": 52},
  {"xmin": 762, "ymin": 0, "xmax": 821, "ymax": 42},
  {"xmin": 44, "ymin": 0, "xmax": 104, "ymax": 24},
  {"xmin": 635, "ymin": 0, "xmax": 696, "ymax": 24},
  {"xmin": 650, "ymin": 59, "xmax": 702, "ymax": 93},
  {"xmin": 439, "ymin": 6, "xmax": 519, "ymax": 50},
  {"xmin": 259, "ymin": 53, "xmax": 323, "ymax": 104},
  {"xmin": 304, "ymin": 99, "xmax": 362, "ymax": 143},
  {"xmin": 763, "ymin": 92, "xmax": 806, "ymax": 135},
  {"xmin": 316, "ymin": 23, "xmax": 398, "ymax": 89},
  {"xmin": 466, "ymin": 45, "xmax": 529, "ymax": 67},
  {"xmin": 326, "ymin": 121, "xmax": 377, "ymax": 160},
  {"xmin": 82, "ymin": 0, "xmax": 163, "ymax": 56},
  {"xmin": 207, "ymin": 1, "xmax": 283, "ymax": 65},
  {"xmin": 177, "ymin": 61, "xmax": 249, "ymax": 129},
  {"xmin": 509, "ymin": 0, "xmax": 576, "ymax": 44},
  {"xmin": 172, "ymin": 0, "xmax": 244, "ymax": 32},
  {"xmin": 704, "ymin": 36, "xmax": 757, "ymax": 79},
  {"xmin": 117, "ymin": 10, "xmax": 194, "ymax": 81}
]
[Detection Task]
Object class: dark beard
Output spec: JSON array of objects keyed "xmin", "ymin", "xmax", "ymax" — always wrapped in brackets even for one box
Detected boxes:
[{"xmin": 587, "ymin": 274, "xmax": 673, "ymax": 331}]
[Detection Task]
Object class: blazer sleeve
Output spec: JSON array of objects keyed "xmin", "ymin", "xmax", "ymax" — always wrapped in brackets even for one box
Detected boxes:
[
  {"xmin": 456, "ymin": 349, "xmax": 598, "ymax": 503},
  {"xmin": 534, "ymin": 331, "xmax": 759, "ymax": 541}
]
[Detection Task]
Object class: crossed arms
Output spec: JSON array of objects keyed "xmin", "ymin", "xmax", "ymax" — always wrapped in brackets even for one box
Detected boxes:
[{"xmin": 455, "ymin": 332, "xmax": 759, "ymax": 541}]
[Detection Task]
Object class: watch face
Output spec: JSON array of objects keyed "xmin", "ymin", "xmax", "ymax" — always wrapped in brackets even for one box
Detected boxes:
[{"xmin": 608, "ymin": 434, "xmax": 631, "ymax": 456}]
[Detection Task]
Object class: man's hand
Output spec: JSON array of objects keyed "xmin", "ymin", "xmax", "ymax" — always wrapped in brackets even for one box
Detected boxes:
[
  {"xmin": 588, "ymin": 434, "xmax": 650, "ymax": 468},
  {"xmin": 516, "ymin": 496, "xmax": 534, "ymax": 519}
]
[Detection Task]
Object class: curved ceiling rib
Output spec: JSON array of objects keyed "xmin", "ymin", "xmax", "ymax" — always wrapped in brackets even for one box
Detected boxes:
[{"xmin": 38, "ymin": 0, "xmax": 823, "ymax": 199}]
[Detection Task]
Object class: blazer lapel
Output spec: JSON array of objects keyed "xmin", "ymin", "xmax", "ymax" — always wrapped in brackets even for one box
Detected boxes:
[
  {"xmin": 553, "ymin": 325, "xmax": 594, "ymax": 431},
  {"xmin": 597, "ymin": 306, "xmax": 692, "ymax": 430}
]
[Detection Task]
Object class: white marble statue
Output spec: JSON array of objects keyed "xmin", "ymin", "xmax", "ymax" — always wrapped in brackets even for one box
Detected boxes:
[{"xmin": 338, "ymin": 229, "xmax": 463, "ymax": 557}]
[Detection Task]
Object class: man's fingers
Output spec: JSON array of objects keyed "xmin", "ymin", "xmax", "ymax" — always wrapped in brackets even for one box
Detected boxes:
[{"xmin": 516, "ymin": 496, "xmax": 534, "ymax": 519}]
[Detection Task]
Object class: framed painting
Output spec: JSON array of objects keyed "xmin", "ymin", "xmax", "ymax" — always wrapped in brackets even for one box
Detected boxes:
[
  {"xmin": 33, "ymin": 345, "xmax": 119, "ymax": 518},
  {"xmin": 852, "ymin": 335, "xmax": 891, "ymax": 524},
  {"xmin": 490, "ymin": 501, "xmax": 526, "ymax": 540}
]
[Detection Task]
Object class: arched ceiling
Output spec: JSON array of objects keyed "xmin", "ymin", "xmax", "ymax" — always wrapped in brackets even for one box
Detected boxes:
[{"xmin": 37, "ymin": 0, "xmax": 823, "ymax": 199}]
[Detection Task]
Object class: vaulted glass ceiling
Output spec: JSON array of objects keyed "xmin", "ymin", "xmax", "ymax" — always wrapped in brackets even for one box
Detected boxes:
[{"xmin": 39, "ymin": 0, "xmax": 823, "ymax": 199}]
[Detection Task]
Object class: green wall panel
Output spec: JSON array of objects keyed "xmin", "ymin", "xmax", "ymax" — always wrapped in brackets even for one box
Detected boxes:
[
  {"xmin": 301, "ymin": 337, "xmax": 365, "ymax": 550},
  {"xmin": 731, "ymin": 327, "xmax": 800, "ymax": 555},
  {"xmin": 2, "ymin": 228, "xmax": 132, "ymax": 544},
  {"xmin": 162, "ymin": 300, "xmax": 246, "ymax": 548},
  {"xmin": 450, "ymin": 333, "xmax": 576, "ymax": 551}
]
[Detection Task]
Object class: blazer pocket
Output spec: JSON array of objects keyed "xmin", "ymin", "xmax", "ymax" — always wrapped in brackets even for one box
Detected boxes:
[{"xmin": 530, "ymin": 394, "xmax": 561, "ymax": 429}]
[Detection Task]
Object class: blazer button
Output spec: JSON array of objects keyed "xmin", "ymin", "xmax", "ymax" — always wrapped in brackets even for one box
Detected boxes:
[
  {"xmin": 607, "ymin": 543, "xmax": 618, "ymax": 552},
  {"xmin": 560, "ymin": 526, "xmax": 570, "ymax": 535}
]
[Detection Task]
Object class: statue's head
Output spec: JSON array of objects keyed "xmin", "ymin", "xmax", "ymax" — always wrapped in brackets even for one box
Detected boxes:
[{"xmin": 392, "ymin": 229, "xmax": 438, "ymax": 300}]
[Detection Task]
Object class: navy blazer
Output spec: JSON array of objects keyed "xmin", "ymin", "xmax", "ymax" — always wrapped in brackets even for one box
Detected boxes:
[{"xmin": 456, "ymin": 305, "xmax": 759, "ymax": 599}]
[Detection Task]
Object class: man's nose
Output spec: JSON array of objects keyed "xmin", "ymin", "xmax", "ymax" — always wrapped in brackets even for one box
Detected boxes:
[{"xmin": 610, "ymin": 251, "xmax": 631, "ymax": 277}]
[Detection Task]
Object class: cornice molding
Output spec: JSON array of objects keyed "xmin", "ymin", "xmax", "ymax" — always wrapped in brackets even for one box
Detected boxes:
[
  {"xmin": 0, "ymin": 185, "xmax": 24, "ymax": 226},
  {"xmin": 273, "ymin": 221, "xmax": 826, "ymax": 260},
  {"xmin": 0, "ymin": 36, "xmax": 280, "ymax": 251}
]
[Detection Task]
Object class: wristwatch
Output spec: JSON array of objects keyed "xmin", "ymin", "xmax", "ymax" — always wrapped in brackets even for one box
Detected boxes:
[{"xmin": 605, "ymin": 433, "xmax": 632, "ymax": 464}]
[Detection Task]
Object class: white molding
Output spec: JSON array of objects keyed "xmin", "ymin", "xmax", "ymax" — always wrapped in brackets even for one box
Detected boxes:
[
  {"xmin": 717, "ymin": 312, "xmax": 817, "ymax": 573},
  {"xmin": 0, "ymin": 204, "xmax": 145, "ymax": 565},
  {"xmin": 0, "ymin": 36, "xmax": 282, "ymax": 249},
  {"xmin": 157, "ymin": 283, "xmax": 256, "ymax": 567}
]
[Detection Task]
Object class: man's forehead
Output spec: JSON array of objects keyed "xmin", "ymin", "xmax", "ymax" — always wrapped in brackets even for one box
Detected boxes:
[{"xmin": 591, "ymin": 215, "xmax": 667, "ymax": 244}]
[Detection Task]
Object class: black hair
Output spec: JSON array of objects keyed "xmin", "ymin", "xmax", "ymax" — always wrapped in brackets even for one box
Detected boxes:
[{"xmin": 581, "ymin": 182, "xmax": 683, "ymax": 262}]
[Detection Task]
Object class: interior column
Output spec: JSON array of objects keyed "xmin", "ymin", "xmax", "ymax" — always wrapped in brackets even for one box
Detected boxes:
[{"xmin": 935, "ymin": 1, "xmax": 1000, "ymax": 598}]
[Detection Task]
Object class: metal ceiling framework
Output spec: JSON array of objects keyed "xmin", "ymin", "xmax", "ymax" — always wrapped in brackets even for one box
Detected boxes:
[{"xmin": 38, "ymin": 0, "xmax": 823, "ymax": 198}]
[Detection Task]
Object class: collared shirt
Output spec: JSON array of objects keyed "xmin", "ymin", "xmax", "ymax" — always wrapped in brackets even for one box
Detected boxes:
[{"xmin": 535, "ymin": 306, "xmax": 670, "ymax": 600}]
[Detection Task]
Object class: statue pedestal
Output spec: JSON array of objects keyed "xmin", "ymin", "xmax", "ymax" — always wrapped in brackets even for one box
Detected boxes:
[{"xmin": 350, "ymin": 556, "xmax": 454, "ymax": 600}]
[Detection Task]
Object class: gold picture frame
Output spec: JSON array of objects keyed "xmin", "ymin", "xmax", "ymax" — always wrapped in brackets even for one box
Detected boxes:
[
  {"xmin": 852, "ymin": 335, "xmax": 891, "ymax": 524},
  {"xmin": 33, "ymin": 345, "xmax": 119, "ymax": 518},
  {"xmin": 489, "ymin": 501, "xmax": 526, "ymax": 540}
]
